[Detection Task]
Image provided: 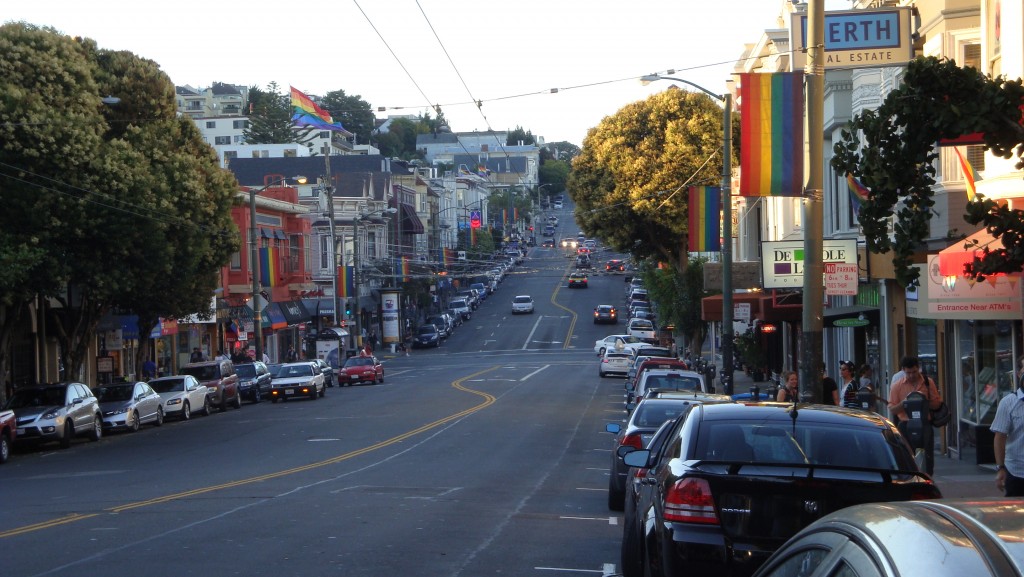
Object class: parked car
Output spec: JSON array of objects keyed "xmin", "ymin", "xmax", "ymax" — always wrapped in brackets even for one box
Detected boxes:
[
  {"xmin": 627, "ymin": 318, "xmax": 657, "ymax": 343},
  {"xmin": 752, "ymin": 499, "xmax": 1024, "ymax": 577},
  {"xmin": 412, "ymin": 324, "xmax": 442, "ymax": 348},
  {"xmin": 235, "ymin": 361, "xmax": 273, "ymax": 403},
  {"xmin": 337, "ymin": 355, "xmax": 384, "ymax": 386},
  {"xmin": 0, "ymin": 408, "xmax": 16, "ymax": 463},
  {"xmin": 593, "ymin": 305, "xmax": 618, "ymax": 324},
  {"xmin": 621, "ymin": 403, "xmax": 942, "ymax": 577},
  {"xmin": 600, "ymin": 349, "xmax": 634, "ymax": 378},
  {"xmin": 5, "ymin": 382, "xmax": 103, "ymax": 448},
  {"xmin": 629, "ymin": 369, "xmax": 707, "ymax": 408},
  {"xmin": 181, "ymin": 359, "xmax": 241, "ymax": 412},
  {"xmin": 511, "ymin": 295, "xmax": 535, "ymax": 314},
  {"xmin": 269, "ymin": 362, "xmax": 325, "ymax": 402},
  {"xmin": 456, "ymin": 289, "xmax": 479, "ymax": 310},
  {"xmin": 425, "ymin": 314, "xmax": 452, "ymax": 338},
  {"xmin": 148, "ymin": 375, "xmax": 211, "ymax": 420},
  {"xmin": 450, "ymin": 298, "xmax": 472, "ymax": 321},
  {"xmin": 626, "ymin": 359, "xmax": 692, "ymax": 403},
  {"xmin": 96, "ymin": 381, "xmax": 164, "ymax": 432},
  {"xmin": 310, "ymin": 358, "xmax": 334, "ymax": 387},
  {"xmin": 567, "ymin": 272, "xmax": 589, "ymax": 288},
  {"xmin": 469, "ymin": 282, "xmax": 489, "ymax": 301},
  {"xmin": 594, "ymin": 334, "xmax": 641, "ymax": 356}
]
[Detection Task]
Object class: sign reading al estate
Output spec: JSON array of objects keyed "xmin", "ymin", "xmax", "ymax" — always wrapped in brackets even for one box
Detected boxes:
[{"xmin": 791, "ymin": 8, "xmax": 914, "ymax": 71}]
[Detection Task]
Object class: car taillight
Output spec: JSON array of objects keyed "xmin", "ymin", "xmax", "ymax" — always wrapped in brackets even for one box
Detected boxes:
[
  {"xmin": 664, "ymin": 478, "xmax": 719, "ymax": 524},
  {"xmin": 621, "ymin": 433, "xmax": 643, "ymax": 450},
  {"xmin": 911, "ymin": 482, "xmax": 943, "ymax": 500}
]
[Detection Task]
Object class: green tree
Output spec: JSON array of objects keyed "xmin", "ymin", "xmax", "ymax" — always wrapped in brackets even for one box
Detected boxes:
[
  {"xmin": 376, "ymin": 117, "xmax": 421, "ymax": 159},
  {"xmin": 832, "ymin": 56, "xmax": 1024, "ymax": 286},
  {"xmin": 641, "ymin": 258, "xmax": 710, "ymax": 356},
  {"xmin": 243, "ymin": 82, "xmax": 298, "ymax": 145},
  {"xmin": 544, "ymin": 141, "xmax": 581, "ymax": 163},
  {"xmin": 567, "ymin": 88, "xmax": 731, "ymax": 271},
  {"xmin": 506, "ymin": 125, "xmax": 535, "ymax": 146},
  {"xmin": 539, "ymin": 159, "xmax": 570, "ymax": 195},
  {"xmin": 321, "ymin": 89, "xmax": 374, "ymax": 145},
  {"xmin": 0, "ymin": 23, "xmax": 239, "ymax": 390}
]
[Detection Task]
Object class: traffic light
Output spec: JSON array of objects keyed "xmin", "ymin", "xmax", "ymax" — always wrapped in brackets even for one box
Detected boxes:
[{"xmin": 344, "ymin": 299, "xmax": 352, "ymax": 317}]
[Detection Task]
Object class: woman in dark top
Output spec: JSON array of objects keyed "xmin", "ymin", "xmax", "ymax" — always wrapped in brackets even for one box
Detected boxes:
[{"xmin": 777, "ymin": 371, "xmax": 799, "ymax": 402}]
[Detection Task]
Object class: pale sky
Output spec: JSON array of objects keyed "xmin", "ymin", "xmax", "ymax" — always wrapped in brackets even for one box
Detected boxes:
[{"xmin": 5, "ymin": 0, "xmax": 848, "ymax": 146}]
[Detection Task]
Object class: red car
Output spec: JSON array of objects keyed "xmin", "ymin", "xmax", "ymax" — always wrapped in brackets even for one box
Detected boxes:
[
  {"xmin": 0, "ymin": 408, "xmax": 15, "ymax": 464},
  {"xmin": 337, "ymin": 355, "xmax": 384, "ymax": 386}
]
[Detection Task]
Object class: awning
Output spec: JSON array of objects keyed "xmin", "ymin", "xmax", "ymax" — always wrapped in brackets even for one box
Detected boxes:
[
  {"xmin": 263, "ymin": 302, "xmax": 287, "ymax": 330},
  {"xmin": 303, "ymin": 298, "xmax": 335, "ymax": 317},
  {"xmin": 938, "ymin": 227, "xmax": 1007, "ymax": 277},
  {"xmin": 260, "ymin": 227, "xmax": 273, "ymax": 239},
  {"xmin": 399, "ymin": 203, "xmax": 425, "ymax": 234},
  {"xmin": 274, "ymin": 229, "xmax": 287, "ymax": 240},
  {"xmin": 278, "ymin": 300, "xmax": 310, "ymax": 325},
  {"xmin": 822, "ymin": 304, "xmax": 879, "ymax": 321},
  {"xmin": 759, "ymin": 293, "xmax": 803, "ymax": 323},
  {"xmin": 321, "ymin": 327, "xmax": 349, "ymax": 338}
]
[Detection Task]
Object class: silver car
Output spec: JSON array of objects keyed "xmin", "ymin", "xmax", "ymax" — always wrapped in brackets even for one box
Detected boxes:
[
  {"xmin": 96, "ymin": 381, "xmax": 165, "ymax": 432},
  {"xmin": 148, "ymin": 375, "xmax": 211, "ymax": 421},
  {"xmin": 5, "ymin": 382, "xmax": 102, "ymax": 448}
]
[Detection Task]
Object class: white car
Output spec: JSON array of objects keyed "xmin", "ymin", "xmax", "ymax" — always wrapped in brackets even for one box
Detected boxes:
[
  {"xmin": 511, "ymin": 295, "xmax": 535, "ymax": 314},
  {"xmin": 600, "ymin": 349, "xmax": 634, "ymax": 378},
  {"xmin": 148, "ymin": 375, "xmax": 212, "ymax": 420},
  {"xmin": 627, "ymin": 318, "xmax": 657, "ymax": 343},
  {"xmin": 270, "ymin": 362, "xmax": 326, "ymax": 401},
  {"xmin": 450, "ymin": 298, "xmax": 472, "ymax": 320},
  {"xmin": 594, "ymin": 334, "xmax": 641, "ymax": 356},
  {"xmin": 633, "ymin": 369, "xmax": 707, "ymax": 402}
]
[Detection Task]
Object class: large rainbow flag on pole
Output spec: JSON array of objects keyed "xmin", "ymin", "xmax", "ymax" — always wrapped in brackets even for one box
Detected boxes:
[
  {"xmin": 290, "ymin": 86, "xmax": 347, "ymax": 132},
  {"xmin": 738, "ymin": 72, "xmax": 804, "ymax": 197},
  {"xmin": 337, "ymin": 265, "xmax": 354, "ymax": 298},
  {"xmin": 687, "ymin": 186, "xmax": 721, "ymax": 252},
  {"xmin": 259, "ymin": 247, "xmax": 277, "ymax": 287}
]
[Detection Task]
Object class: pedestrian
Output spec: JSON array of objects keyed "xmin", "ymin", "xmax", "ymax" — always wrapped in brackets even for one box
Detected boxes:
[
  {"xmin": 369, "ymin": 330, "xmax": 378, "ymax": 350},
  {"xmin": 776, "ymin": 371, "xmax": 799, "ymax": 402},
  {"xmin": 839, "ymin": 361, "xmax": 868, "ymax": 409},
  {"xmin": 142, "ymin": 358, "xmax": 157, "ymax": 380},
  {"xmin": 190, "ymin": 347, "xmax": 205, "ymax": 363},
  {"xmin": 859, "ymin": 364, "xmax": 874, "ymax": 390},
  {"xmin": 822, "ymin": 363, "xmax": 839, "ymax": 406},
  {"xmin": 215, "ymin": 350, "xmax": 229, "ymax": 361},
  {"xmin": 888, "ymin": 355, "xmax": 943, "ymax": 476},
  {"xmin": 285, "ymin": 346, "xmax": 298, "ymax": 363},
  {"xmin": 262, "ymin": 351, "xmax": 270, "ymax": 364},
  {"xmin": 992, "ymin": 355, "xmax": 1024, "ymax": 496}
]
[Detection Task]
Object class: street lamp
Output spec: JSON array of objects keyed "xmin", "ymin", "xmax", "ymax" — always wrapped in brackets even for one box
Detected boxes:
[
  {"xmin": 640, "ymin": 73, "xmax": 735, "ymax": 395},
  {"xmin": 250, "ymin": 175, "xmax": 306, "ymax": 364}
]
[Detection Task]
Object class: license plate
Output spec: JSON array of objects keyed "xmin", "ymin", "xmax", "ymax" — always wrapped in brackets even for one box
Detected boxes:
[
  {"xmin": 16, "ymin": 428, "xmax": 25, "ymax": 435},
  {"xmin": 285, "ymin": 390, "xmax": 295, "ymax": 395}
]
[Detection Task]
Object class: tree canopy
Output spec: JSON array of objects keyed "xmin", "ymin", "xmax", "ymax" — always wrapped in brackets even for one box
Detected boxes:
[
  {"xmin": 567, "ymin": 88, "xmax": 730, "ymax": 269},
  {"xmin": 243, "ymin": 82, "xmax": 297, "ymax": 144},
  {"xmin": 832, "ymin": 56, "xmax": 1024, "ymax": 286},
  {"xmin": 321, "ymin": 89, "xmax": 375, "ymax": 145},
  {"xmin": 0, "ymin": 23, "xmax": 239, "ymax": 393},
  {"xmin": 506, "ymin": 126, "xmax": 535, "ymax": 146}
]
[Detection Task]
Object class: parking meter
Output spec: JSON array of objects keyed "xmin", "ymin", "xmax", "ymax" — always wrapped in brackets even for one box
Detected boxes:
[
  {"xmin": 856, "ymin": 388, "xmax": 875, "ymax": 411},
  {"xmin": 901, "ymin": 391, "xmax": 927, "ymax": 449}
]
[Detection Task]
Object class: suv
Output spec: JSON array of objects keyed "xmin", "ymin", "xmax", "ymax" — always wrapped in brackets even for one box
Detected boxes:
[
  {"xmin": 181, "ymin": 359, "xmax": 241, "ymax": 412},
  {"xmin": 424, "ymin": 314, "xmax": 452, "ymax": 338},
  {"xmin": 575, "ymin": 254, "xmax": 592, "ymax": 269},
  {"xmin": 456, "ymin": 289, "xmax": 478, "ymax": 310},
  {"xmin": 450, "ymin": 298, "xmax": 472, "ymax": 321},
  {"xmin": 6, "ymin": 382, "xmax": 103, "ymax": 448},
  {"xmin": 235, "ymin": 361, "xmax": 273, "ymax": 403}
]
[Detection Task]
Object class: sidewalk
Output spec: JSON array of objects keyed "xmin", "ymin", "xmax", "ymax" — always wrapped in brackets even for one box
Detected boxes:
[{"xmin": 727, "ymin": 370, "xmax": 998, "ymax": 499}]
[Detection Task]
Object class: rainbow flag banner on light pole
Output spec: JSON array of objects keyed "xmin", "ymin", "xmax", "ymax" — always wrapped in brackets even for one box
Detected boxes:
[
  {"xmin": 688, "ymin": 186, "xmax": 721, "ymax": 252},
  {"xmin": 259, "ymin": 247, "xmax": 277, "ymax": 287},
  {"xmin": 738, "ymin": 72, "xmax": 804, "ymax": 197}
]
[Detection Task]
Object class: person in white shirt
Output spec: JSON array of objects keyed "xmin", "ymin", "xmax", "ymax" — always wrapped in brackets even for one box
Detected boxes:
[{"xmin": 992, "ymin": 355, "xmax": 1024, "ymax": 496}]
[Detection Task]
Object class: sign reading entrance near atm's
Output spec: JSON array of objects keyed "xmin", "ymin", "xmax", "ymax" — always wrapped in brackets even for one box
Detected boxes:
[
  {"xmin": 761, "ymin": 239, "xmax": 858, "ymax": 289},
  {"xmin": 791, "ymin": 8, "xmax": 914, "ymax": 71}
]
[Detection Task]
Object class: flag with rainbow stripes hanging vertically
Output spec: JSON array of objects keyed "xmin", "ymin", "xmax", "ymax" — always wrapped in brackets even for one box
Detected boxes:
[
  {"xmin": 259, "ymin": 246, "xmax": 278, "ymax": 287},
  {"xmin": 337, "ymin": 265, "xmax": 354, "ymax": 298},
  {"xmin": 397, "ymin": 256, "xmax": 410, "ymax": 282},
  {"xmin": 440, "ymin": 248, "xmax": 453, "ymax": 268},
  {"xmin": 738, "ymin": 72, "xmax": 804, "ymax": 197},
  {"xmin": 954, "ymin": 147, "xmax": 981, "ymax": 201},
  {"xmin": 687, "ymin": 186, "xmax": 721, "ymax": 252},
  {"xmin": 846, "ymin": 174, "xmax": 870, "ymax": 218}
]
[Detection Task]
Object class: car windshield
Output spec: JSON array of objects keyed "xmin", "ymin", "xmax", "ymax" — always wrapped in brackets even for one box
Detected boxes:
[
  {"xmin": 514, "ymin": 297, "xmax": 531, "ymax": 303},
  {"xmin": 631, "ymin": 320, "xmax": 654, "ymax": 330},
  {"xmin": 6, "ymin": 386, "xmax": 67, "ymax": 408},
  {"xmin": 235, "ymin": 365, "xmax": 256, "ymax": 378},
  {"xmin": 644, "ymin": 375, "xmax": 700, "ymax": 391},
  {"xmin": 631, "ymin": 402, "xmax": 692, "ymax": 428},
  {"xmin": 181, "ymin": 365, "xmax": 219, "ymax": 381},
  {"xmin": 451, "ymin": 300, "xmax": 467, "ymax": 308},
  {"xmin": 696, "ymin": 421, "xmax": 901, "ymax": 469},
  {"xmin": 344, "ymin": 358, "xmax": 373, "ymax": 367},
  {"xmin": 96, "ymin": 385, "xmax": 134, "ymax": 402},
  {"xmin": 418, "ymin": 326, "xmax": 436, "ymax": 335},
  {"xmin": 149, "ymin": 378, "xmax": 186, "ymax": 393},
  {"xmin": 279, "ymin": 365, "xmax": 314, "ymax": 377},
  {"xmin": 267, "ymin": 364, "xmax": 284, "ymax": 376}
]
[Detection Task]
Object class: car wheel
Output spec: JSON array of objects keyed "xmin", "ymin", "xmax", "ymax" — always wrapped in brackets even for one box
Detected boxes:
[
  {"xmin": 620, "ymin": 503, "xmax": 643, "ymax": 577},
  {"xmin": 0, "ymin": 433, "xmax": 9, "ymax": 464},
  {"xmin": 60, "ymin": 421, "xmax": 73, "ymax": 449},
  {"xmin": 128, "ymin": 411, "xmax": 141, "ymax": 432},
  {"xmin": 154, "ymin": 406, "xmax": 164, "ymax": 427},
  {"xmin": 253, "ymin": 389, "xmax": 262, "ymax": 404},
  {"xmin": 311, "ymin": 388, "xmax": 319, "ymax": 400},
  {"xmin": 271, "ymin": 397, "xmax": 279, "ymax": 404},
  {"xmin": 201, "ymin": 396, "xmax": 212, "ymax": 416},
  {"xmin": 607, "ymin": 476, "xmax": 625, "ymax": 511},
  {"xmin": 233, "ymin": 390, "xmax": 242, "ymax": 409},
  {"xmin": 319, "ymin": 384, "xmax": 325, "ymax": 398},
  {"xmin": 181, "ymin": 401, "xmax": 191, "ymax": 421},
  {"xmin": 600, "ymin": 370, "xmax": 606, "ymax": 378},
  {"xmin": 90, "ymin": 415, "xmax": 102, "ymax": 442},
  {"xmin": 378, "ymin": 372, "xmax": 384, "ymax": 384},
  {"xmin": 219, "ymin": 397, "xmax": 228, "ymax": 412}
]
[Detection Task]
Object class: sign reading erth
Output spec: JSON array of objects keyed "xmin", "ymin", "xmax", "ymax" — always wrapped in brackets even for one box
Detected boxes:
[{"xmin": 791, "ymin": 8, "xmax": 914, "ymax": 71}]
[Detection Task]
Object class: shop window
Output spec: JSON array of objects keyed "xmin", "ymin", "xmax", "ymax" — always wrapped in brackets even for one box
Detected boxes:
[{"xmin": 960, "ymin": 320, "xmax": 1014, "ymax": 425}]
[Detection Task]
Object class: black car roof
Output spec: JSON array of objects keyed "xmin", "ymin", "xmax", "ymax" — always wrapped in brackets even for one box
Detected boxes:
[{"xmin": 696, "ymin": 402, "xmax": 891, "ymax": 429}]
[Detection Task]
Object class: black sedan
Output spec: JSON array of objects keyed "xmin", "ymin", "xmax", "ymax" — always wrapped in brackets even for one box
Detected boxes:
[
  {"xmin": 411, "ymin": 324, "xmax": 441, "ymax": 348},
  {"xmin": 754, "ymin": 499, "xmax": 1024, "ymax": 577},
  {"xmin": 593, "ymin": 305, "xmax": 618, "ymax": 324},
  {"xmin": 621, "ymin": 403, "xmax": 942, "ymax": 577}
]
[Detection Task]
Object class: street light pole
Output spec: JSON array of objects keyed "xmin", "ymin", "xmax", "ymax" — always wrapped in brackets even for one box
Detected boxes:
[
  {"xmin": 249, "ymin": 175, "xmax": 305, "ymax": 363},
  {"xmin": 640, "ymin": 74, "xmax": 734, "ymax": 394}
]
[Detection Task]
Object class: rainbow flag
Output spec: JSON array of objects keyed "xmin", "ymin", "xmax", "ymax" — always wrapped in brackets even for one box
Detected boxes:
[
  {"xmin": 440, "ymin": 248, "xmax": 452, "ymax": 268},
  {"xmin": 337, "ymin": 265, "xmax": 354, "ymax": 298},
  {"xmin": 954, "ymin": 147, "xmax": 981, "ymax": 201},
  {"xmin": 398, "ymin": 256, "xmax": 411, "ymax": 282},
  {"xmin": 846, "ymin": 174, "xmax": 870, "ymax": 218},
  {"xmin": 290, "ymin": 86, "xmax": 347, "ymax": 132},
  {"xmin": 513, "ymin": 207, "xmax": 519, "ymax": 222},
  {"xmin": 687, "ymin": 186, "xmax": 721, "ymax": 252},
  {"xmin": 259, "ymin": 246, "xmax": 277, "ymax": 287},
  {"xmin": 739, "ymin": 72, "xmax": 804, "ymax": 197},
  {"xmin": 470, "ymin": 227, "xmax": 476, "ymax": 246}
]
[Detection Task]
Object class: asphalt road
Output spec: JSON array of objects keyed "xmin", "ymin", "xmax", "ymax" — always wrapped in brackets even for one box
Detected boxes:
[{"xmin": 1, "ymin": 210, "xmax": 641, "ymax": 576}]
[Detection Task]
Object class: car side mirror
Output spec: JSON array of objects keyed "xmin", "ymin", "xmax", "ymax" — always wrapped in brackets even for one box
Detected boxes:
[
  {"xmin": 605, "ymin": 423, "xmax": 621, "ymax": 434},
  {"xmin": 623, "ymin": 449, "xmax": 650, "ymax": 468}
]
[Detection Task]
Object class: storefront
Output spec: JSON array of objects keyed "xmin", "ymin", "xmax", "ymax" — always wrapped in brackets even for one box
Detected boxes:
[{"xmin": 908, "ymin": 255, "xmax": 1022, "ymax": 463}]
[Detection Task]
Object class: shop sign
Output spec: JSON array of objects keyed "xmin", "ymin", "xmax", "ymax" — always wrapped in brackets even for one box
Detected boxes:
[
  {"xmin": 906, "ymin": 256, "xmax": 1022, "ymax": 320},
  {"xmin": 791, "ymin": 8, "xmax": 914, "ymax": 71},
  {"xmin": 834, "ymin": 318, "xmax": 870, "ymax": 327},
  {"xmin": 761, "ymin": 239, "xmax": 857, "ymax": 289}
]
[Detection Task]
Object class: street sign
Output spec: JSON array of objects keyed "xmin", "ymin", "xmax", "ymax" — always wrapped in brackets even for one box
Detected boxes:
[
  {"xmin": 834, "ymin": 318, "xmax": 870, "ymax": 327},
  {"xmin": 457, "ymin": 251, "xmax": 466, "ymax": 260},
  {"xmin": 825, "ymin": 262, "xmax": 859, "ymax": 296},
  {"xmin": 734, "ymin": 302, "xmax": 751, "ymax": 323}
]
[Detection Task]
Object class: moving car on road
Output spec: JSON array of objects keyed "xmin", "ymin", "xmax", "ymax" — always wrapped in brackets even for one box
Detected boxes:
[
  {"xmin": 594, "ymin": 334, "xmax": 641, "ymax": 356},
  {"xmin": 96, "ymin": 381, "xmax": 164, "ymax": 432},
  {"xmin": 593, "ymin": 305, "xmax": 618, "ymax": 324},
  {"xmin": 338, "ymin": 355, "xmax": 384, "ymax": 386},
  {"xmin": 269, "ymin": 362, "xmax": 325, "ymax": 402},
  {"xmin": 412, "ymin": 324, "xmax": 442, "ymax": 348},
  {"xmin": 511, "ymin": 295, "xmax": 535, "ymax": 314},
  {"xmin": 600, "ymin": 349, "xmax": 634, "ymax": 378},
  {"xmin": 149, "ymin": 375, "xmax": 211, "ymax": 420},
  {"xmin": 567, "ymin": 272, "xmax": 589, "ymax": 288}
]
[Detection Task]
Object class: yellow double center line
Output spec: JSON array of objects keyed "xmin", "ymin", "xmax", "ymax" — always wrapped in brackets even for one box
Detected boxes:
[
  {"xmin": 0, "ymin": 366, "xmax": 500, "ymax": 538},
  {"xmin": 549, "ymin": 260, "xmax": 579, "ymax": 349}
]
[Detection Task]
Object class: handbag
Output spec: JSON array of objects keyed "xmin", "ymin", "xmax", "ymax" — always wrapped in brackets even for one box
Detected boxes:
[{"xmin": 921, "ymin": 366, "xmax": 951, "ymax": 427}]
